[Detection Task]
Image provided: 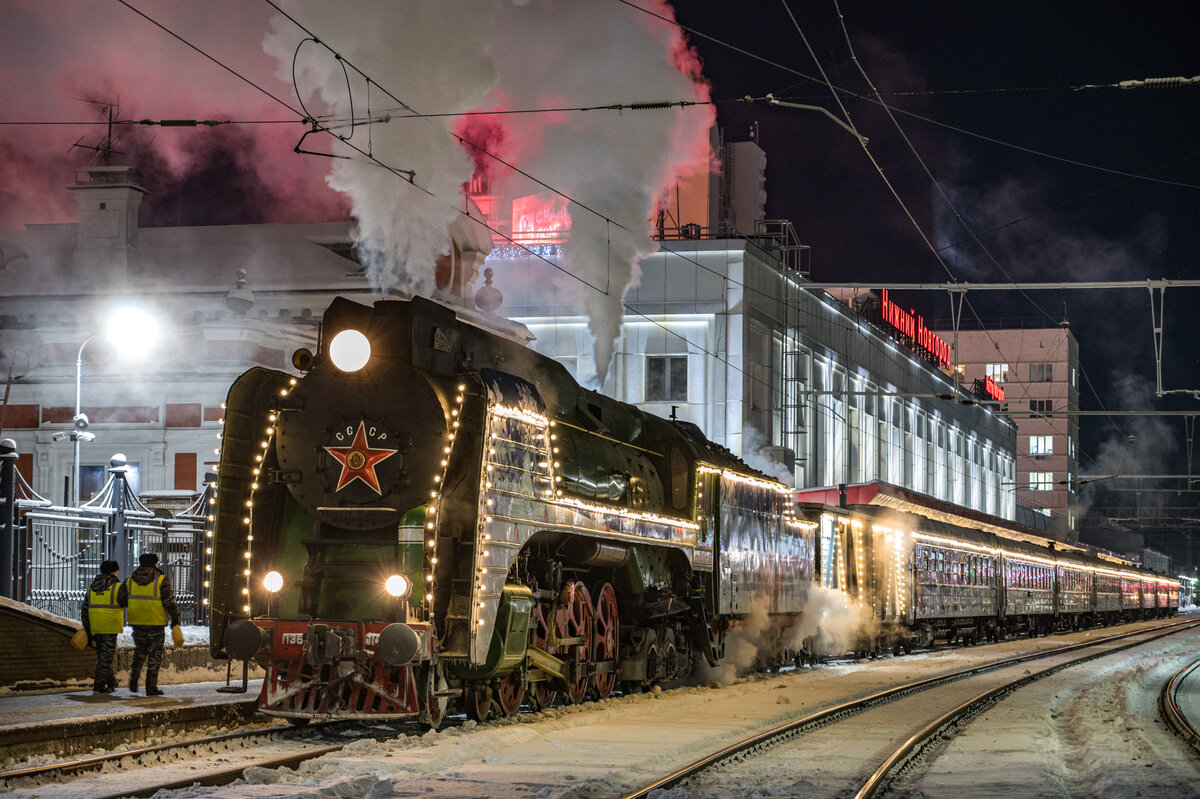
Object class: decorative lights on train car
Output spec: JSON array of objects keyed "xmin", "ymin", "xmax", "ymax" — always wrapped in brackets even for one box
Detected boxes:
[
  {"xmin": 232, "ymin": 378, "xmax": 291, "ymax": 615},
  {"xmin": 329, "ymin": 329, "xmax": 371, "ymax": 372},
  {"xmin": 852, "ymin": 518, "xmax": 865, "ymax": 608},
  {"xmin": 470, "ymin": 401, "xmax": 558, "ymax": 636}
]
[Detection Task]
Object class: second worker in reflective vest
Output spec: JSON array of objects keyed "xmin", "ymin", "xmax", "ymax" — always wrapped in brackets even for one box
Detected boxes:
[{"xmin": 125, "ymin": 552, "xmax": 182, "ymax": 696}]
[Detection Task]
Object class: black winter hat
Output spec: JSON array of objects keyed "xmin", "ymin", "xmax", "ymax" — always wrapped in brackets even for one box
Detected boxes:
[
  {"xmin": 139, "ymin": 553, "xmax": 159, "ymax": 567},
  {"xmin": 99, "ymin": 560, "xmax": 119, "ymax": 574}
]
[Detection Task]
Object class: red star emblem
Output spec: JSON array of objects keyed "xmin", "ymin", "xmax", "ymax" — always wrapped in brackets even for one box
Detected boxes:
[{"xmin": 323, "ymin": 421, "xmax": 398, "ymax": 494}]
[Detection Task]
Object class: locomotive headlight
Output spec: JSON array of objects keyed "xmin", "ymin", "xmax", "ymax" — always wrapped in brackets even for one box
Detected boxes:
[
  {"xmin": 385, "ymin": 574, "xmax": 412, "ymax": 598},
  {"xmin": 329, "ymin": 329, "xmax": 371, "ymax": 372},
  {"xmin": 263, "ymin": 570, "xmax": 284, "ymax": 593}
]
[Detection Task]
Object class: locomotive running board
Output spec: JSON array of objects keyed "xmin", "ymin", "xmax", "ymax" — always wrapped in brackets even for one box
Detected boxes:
[{"xmin": 526, "ymin": 646, "xmax": 566, "ymax": 680}]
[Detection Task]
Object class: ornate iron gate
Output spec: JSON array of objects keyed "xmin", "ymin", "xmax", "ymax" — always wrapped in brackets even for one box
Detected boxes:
[{"xmin": 1, "ymin": 449, "xmax": 213, "ymax": 626}]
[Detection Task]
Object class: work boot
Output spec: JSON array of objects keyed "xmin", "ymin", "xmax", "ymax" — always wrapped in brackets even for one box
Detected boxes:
[
  {"xmin": 129, "ymin": 656, "xmax": 145, "ymax": 693},
  {"xmin": 92, "ymin": 683, "xmax": 111, "ymax": 694},
  {"xmin": 144, "ymin": 670, "xmax": 164, "ymax": 696}
]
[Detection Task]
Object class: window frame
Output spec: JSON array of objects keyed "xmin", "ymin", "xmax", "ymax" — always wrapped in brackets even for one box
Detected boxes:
[{"xmin": 645, "ymin": 354, "xmax": 689, "ymax": 402}]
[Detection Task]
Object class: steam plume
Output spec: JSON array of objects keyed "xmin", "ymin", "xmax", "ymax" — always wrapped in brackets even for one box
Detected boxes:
[
  {"xmin": 263, "ymin": 0, "xmax": 714, "ymax": 379},
  {"xmin": 263, "ymin": 2, "xmax": 498, "ymax": 297}
]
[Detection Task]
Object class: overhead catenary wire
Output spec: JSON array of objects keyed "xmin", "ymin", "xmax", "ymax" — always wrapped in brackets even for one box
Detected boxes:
[
  {"xmin": 824, "ymin": 0, "xmax": 1082, "ymax": 449},
  {"xmin": 108, "ymin": 0, "xmax": 815, "ymax": 419},
  {"xmin": 104, "ymin": 0, "xmax": 1035, "ymax": 493}
]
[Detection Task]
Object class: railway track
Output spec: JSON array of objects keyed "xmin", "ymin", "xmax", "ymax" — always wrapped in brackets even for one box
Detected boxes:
[
  {"xmin": 6, "ymin": 619, "xmax": 1194, "ymax": 798},
  {"xmin": 621, "ymin": 618, "xmax": 1200, "ymax": 799},
  {"xmin": 1159, "ymin": 652, "xmax": 1200, "ymax": 754},
  {"xmin": 0, "ymin": 717, "xmax": 426, "ymax": 799}
]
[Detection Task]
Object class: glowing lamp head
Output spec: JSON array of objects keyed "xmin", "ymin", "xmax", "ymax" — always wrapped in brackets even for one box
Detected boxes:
[
  {"xmin": 263, "ymin": 570, "xmax": 284, "ymax": 593},
  {"xmin": 329, "ymin": 329, "xmax": 371, "ymax": 372},
  {"xmin": 385, "ymin": 574, "xmax": 411, "ymax": 598}
]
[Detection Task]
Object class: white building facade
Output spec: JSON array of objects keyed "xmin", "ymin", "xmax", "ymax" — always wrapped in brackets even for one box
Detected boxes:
[
  {"xmin": 1, "ymin": 163, "xmax": 1016, "ymax": 523},
  {"xmin": 491, "ymin": 237, "xmax": 1019, "ymax": 520}
]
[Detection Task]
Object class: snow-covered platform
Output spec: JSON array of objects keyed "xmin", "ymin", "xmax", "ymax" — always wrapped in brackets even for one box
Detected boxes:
[{"xmin": 0, "ymin": 679, "xmax": 263, "ymax": 763}]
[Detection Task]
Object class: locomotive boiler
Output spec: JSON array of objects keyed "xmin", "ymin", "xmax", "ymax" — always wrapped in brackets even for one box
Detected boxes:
[{"xmin": 210, "ymin": 296, "xmax": 811, "ymax": 724}]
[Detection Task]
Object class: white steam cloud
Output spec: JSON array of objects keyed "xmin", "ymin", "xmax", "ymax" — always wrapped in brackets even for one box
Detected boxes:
[
  {"xmin": 785, "ymin": 585, "xmax": 881, "ymax": 658},
  {"xmin": 263, "ymin": 2, "xmax": 498, "ymax": 297},
  {"xmin": 263, "ymin": 1, "xmax": 714, "ymax": 381},
  {"xmin": 739, "ymin": 426, "xmax": 795, "ymax": 486},
  {"xmin": 692, "ymin": 586, "xmax": 881, "ymax": 686}
]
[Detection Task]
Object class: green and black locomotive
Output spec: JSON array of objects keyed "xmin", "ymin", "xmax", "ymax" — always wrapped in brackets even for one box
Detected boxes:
[{"xmin": 210, "ymin": 296, "xmax": 811, "ymax": 725}]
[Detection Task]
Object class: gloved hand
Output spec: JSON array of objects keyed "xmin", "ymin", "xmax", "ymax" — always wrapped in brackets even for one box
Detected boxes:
[{"xmin": 171, "ymin": 624, "xmax": 184, "ymax": 648}]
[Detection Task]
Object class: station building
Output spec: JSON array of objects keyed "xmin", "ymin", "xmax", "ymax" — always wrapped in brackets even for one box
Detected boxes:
[
  {"xmin": 478, "ymin": 130, "xmax": 1018, "ymax": 519},
  {"xmin": 0, "ymin": 148, "xmax": 1017, "ymax": 523},
  {"xmin": 935, "ymin": 325, "xmax": 1080, "ymax": 537}
]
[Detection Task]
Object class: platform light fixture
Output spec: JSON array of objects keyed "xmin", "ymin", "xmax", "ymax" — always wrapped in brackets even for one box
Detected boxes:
[{"xmin": 70, "ymin": 305, "xmax": 162, "ymax": 506}]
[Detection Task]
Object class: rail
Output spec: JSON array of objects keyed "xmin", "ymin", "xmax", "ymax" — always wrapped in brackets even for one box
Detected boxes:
[
  {"xmin": 620, "ymin": 619, "xmax": 1200, "ymax": 799},
  {"xmin": 856, "ymin": 620, "xmax": 1200, "ymax": 797},
  {"xmin": 1158, "ymin": 653, "xmax": 1200, "ymax": 753}
]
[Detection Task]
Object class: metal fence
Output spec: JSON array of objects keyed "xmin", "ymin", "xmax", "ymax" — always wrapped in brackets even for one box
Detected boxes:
[{"xmin": 1, "ymin": 448, "xmax": 214, "ymax": 626}]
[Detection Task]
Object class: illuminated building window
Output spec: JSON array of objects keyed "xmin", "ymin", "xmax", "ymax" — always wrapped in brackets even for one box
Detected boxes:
[
  {"xmin": 80, "ymin": 463, "xmax": 140, "ymax": 502},
  {"xmin": 646, "ymin": 355, "xmax": 687, "ymax": 402},
  {"xmin": 1029, "ymin": 471, "xmax": 1054, "ymax": 491},
  {"xmin": 1030, "ymin": 399, "xmax": 1053, "ymax": 417},
  {"xmin": 1029, "ymin": 435, "xmax": 1053, "ymax": 457},
  {"xmin": 1029, "ymin": 362, "xmax": 1054, "ymax": 382},
  {"xmin": 985, "ymin": 363, "xmax": 1008, "ymax": 383}
]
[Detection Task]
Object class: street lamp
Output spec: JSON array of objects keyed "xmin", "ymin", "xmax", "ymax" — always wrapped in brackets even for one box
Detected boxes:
[{"xmin": 70, "ymin": 307, "xmax": 160, "ymax": 506}]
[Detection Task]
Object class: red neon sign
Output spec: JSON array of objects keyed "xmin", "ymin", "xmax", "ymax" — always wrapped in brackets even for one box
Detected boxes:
[
  {"xmin": 983, "ymin": 375, "xmax": 1005, "ymax": 402},
  {"xmin": 512, "ymin": 193, "xmax": 570, "ymax": 245},
  {"xmin": 880, "ymin": 289, "xmax": 952, "ymax": 370}
]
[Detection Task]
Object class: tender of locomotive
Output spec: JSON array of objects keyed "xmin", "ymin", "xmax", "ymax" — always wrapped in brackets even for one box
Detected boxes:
[{"xmin": 210, "ymin": 296, "xmax": 812, "ymax": 724}]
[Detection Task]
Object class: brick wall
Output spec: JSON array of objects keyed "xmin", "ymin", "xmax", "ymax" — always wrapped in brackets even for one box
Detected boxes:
[
  {"xmin": 0, "ymin": 598, "xmax": 92, "ymax": 688},
  {"xmin": 0, "ymin": 599, "xmax": 230, "ymax": 689}
]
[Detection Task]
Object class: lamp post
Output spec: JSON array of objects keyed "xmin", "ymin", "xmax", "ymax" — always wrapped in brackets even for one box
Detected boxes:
[
  {"xmin": 69, "ymin": 307, "xmax": 160, "ymax": 506},
  {"xmin": 70, "ymin": 332, "xmax": 101, "ymax": 507}
]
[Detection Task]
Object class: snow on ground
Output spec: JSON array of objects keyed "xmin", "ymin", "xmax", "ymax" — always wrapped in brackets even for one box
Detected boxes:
[
  {"xmin": 3, "ymin": 615, "xmax": 1198, "ymax": 798},
  {"xmin": 113, "ymin": 625, "xmax": 212, "ymax": 648},
  {"xmin": 903, "ymin": 630, "xmax": 1200, "ymax": 798},
  {"xmin": 5, "ymin": 618, "xmax": 1199, "ymax": 798}
]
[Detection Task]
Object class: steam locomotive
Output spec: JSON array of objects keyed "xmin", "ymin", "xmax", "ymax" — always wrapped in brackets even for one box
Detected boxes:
[{"xmin": 209, "ymin": 296, "xmax": 1176, "ymax": 726}]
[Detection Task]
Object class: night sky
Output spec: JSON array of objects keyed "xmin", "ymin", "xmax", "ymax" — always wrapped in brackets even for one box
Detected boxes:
[{"xmin": 670, "ymin": 1, "xmax": 1200, "ymax": 529}]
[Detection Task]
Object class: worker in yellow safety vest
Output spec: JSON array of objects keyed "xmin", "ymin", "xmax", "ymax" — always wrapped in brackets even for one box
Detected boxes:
[
  {"xmin": 81, "ymin": 559, "xmax": 126, "ymax": 694},
  {"xmin": 125, "ymin": 552, "xmax": 182, "ymax": 696}
]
